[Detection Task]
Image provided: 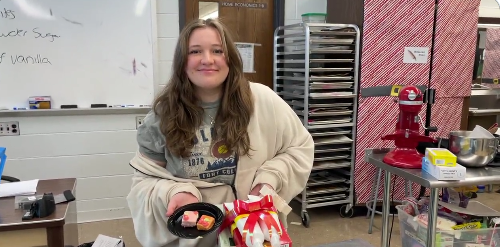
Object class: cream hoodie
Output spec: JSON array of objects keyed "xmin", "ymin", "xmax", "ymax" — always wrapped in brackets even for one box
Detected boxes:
[{"xmin": 126, "ymin": 83, "xmax": 314, "ymax": 247}]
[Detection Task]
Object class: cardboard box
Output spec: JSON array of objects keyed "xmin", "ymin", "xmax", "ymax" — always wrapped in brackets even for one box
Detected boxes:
[
  {"xmin": 28, "ymin": 96, "xmax": 52, "ymax": 109},
  {"xmin": 425, "ymin": 148, "xmax": 457, "ymax": 167},
  {"xmin": 422, "ymin": 157, "xmax": 466, "ymax": 180}
]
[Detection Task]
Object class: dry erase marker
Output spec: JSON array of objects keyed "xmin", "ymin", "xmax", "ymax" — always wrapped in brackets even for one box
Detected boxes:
[
  {"xmin": 110, "ymin": 105, "xmax": 125, "ymax": 108},
  {"xmin": 13, "ymin": 107, "xmax": 28, "ymax": 110},
  {"xmin": 139, "ymin": 104, "xmax": 151, "ymax": 107}
]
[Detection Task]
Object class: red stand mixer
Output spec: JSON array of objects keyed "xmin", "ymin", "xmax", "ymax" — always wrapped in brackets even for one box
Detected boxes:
[{"xmin": 381, "ymin": 86, "xmax": 437, "ymax": 169}]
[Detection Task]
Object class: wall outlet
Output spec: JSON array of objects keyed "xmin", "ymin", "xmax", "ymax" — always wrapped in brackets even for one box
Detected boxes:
[
  {"xmin": 136, "ymin": 116, "xmax": 145, "ymax": 129},
  {"xmin": 0, "ymin": 121, "xmax": 20, "ymax": 136}
]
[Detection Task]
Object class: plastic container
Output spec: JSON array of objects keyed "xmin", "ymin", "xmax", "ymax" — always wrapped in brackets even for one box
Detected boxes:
[
  {"xmin": 0, "ymin": 147, "xmax": 6, "ymax": 184},
  {"xmin": 396, "ymin": 205, "xmax": 500, "ymax": 246},
  {"xmin": 301, "ymin": 13, "xmax": 327, "ymax": 23}
]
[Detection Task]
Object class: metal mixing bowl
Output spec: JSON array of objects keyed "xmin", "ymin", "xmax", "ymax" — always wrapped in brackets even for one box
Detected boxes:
[{"xmin": 448, "ymin": 131, "xmax": 499, "ymax": 167}]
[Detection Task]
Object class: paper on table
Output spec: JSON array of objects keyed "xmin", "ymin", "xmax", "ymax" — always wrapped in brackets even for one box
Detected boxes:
[
  {"xmin": 0, "ymin": 179, "xmax": 38, "ymax": 198},
  {"xmin": 91, "ymin": 234, "xmax": 123, "ymax": 247}
]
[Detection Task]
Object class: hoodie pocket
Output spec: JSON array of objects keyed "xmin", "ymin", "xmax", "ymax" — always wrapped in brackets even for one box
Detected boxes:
[{"xmin": 234, "ymin": 166, "xmax": 258, "ymax": 200}]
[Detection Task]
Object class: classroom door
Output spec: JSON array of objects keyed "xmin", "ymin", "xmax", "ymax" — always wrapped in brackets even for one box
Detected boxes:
[{"xmin": 182, "ymin": 0, "xmax": 275, "ymax": 88}]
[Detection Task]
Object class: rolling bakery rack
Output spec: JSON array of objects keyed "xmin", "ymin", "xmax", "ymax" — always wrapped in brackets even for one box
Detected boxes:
[{"xmin": 273, "ymin": 23, "xmax": 361, "ymax": 227}]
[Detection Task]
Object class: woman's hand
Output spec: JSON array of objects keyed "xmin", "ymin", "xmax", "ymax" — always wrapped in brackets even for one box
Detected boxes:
[
  {"xmin": 166, "ymin": 192, "xmax": 199, "ymax": 217},
  {"xmin": 249, "ymin": 183, "xmax": 274, "ymax": 196}
]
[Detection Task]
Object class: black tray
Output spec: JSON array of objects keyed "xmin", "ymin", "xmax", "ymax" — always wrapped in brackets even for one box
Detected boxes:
[{"xmin": 167, "ymin": 202, "xmax": 224, "ymax": 239}]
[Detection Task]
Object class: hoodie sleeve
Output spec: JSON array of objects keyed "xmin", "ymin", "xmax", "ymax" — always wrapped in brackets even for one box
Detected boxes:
[
  {"xmin": 251, "ymin": 87, "xmax": 314, "ymax": 203},
  {"xmin": 137, "ymin": 111, "xmax": 168, "ymax": 163},
  {"xmin": 129, "ymin": 111, "xmax": 203, "ymax": 247},
  {"xmin": 126, "ymin": 170, "xmax": 202, "ymax": 247}
]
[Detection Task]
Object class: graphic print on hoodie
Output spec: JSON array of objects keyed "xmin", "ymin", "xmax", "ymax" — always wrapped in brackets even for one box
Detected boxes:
[{"xmin": 182, "ymin": 123, "xmax": 237, "ymax": 185}]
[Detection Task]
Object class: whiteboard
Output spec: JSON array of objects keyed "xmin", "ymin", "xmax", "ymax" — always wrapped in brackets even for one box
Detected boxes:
[{"xmin": 0, "ymin": 0, "xmax": 156, "ymax": 109}]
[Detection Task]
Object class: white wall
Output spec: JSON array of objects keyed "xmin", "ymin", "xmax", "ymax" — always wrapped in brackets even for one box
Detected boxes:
[
  {"xmin": 1, "ymin": 0, "xmax": 326, "ymax": 223},
  {"xmin": 285, "ymin": 0, "xmax": 327, "ymax": 25},
  {"xmin": 1, "ymin": 113, "xmax": 141, "ymax": 222},
  {"xmin": 156, "ymin": 1, "xmax": 178, "ymax": 89},
  {"xmin": 480, "ymin": 0, "xmax": 500, "ymax": 18}
]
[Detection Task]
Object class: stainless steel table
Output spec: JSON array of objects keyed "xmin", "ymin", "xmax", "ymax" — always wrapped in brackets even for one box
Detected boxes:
[{"xmin": 365, "ymin": 148, "xmax": 500, "ymax": 247}]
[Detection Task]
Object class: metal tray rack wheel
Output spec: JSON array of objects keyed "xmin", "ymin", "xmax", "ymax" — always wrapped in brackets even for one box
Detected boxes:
[
  {"xmin": 339, "ymin": 204, "xmax": 355, "ymax": 218},
  {"xmin": 301, "ymin": 210, "xmax": 310, "ymax": 228}
]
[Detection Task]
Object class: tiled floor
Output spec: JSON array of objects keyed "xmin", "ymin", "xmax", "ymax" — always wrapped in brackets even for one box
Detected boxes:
[{"xmin": 78, "ymin": 190, "xmax": 500, "ymax": 247}]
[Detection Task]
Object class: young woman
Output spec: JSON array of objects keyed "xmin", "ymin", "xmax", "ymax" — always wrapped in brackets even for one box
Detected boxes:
[{"xmin": 127, "ymin": 18, "xmax": 314, "ymax": 247}]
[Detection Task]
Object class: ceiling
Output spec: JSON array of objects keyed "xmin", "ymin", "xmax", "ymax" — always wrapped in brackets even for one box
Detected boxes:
[{"xmin": 199, "ymin": 2, "xmax": 218, "ymax": 19}]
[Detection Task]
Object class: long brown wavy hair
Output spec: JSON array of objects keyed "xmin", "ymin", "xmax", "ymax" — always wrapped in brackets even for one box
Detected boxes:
[{"xmin": 153, "ymin": 18, "xmax": 254, "ymax": 158}]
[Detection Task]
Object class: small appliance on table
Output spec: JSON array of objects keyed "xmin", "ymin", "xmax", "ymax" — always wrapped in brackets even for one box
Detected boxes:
[{"xmin": 381, "ymin": 85, "xmax": 436, "ymax": 169}]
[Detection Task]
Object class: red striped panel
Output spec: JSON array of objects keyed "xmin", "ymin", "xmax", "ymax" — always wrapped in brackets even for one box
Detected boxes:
[
  {"xmin": 356, "ymin": 0, "xmax": 434, "ymax": 203},
  {"xmin": 482, "ymin": 28, "xmax": 500, "ymax": 79},
  {"xmin": 430, "ymin": 0, "xmax": 479, "ymax": 97},
  {"xmin": 360, "ymin": 0, "xmax": 434, "ymax": 88},
  {"xmin": 355, "ymin": 0, "xmax": 477, "ymax": 203},
  {"xmin": 430, "ymin": 97, "xmax": 465, "ymax": 138},
  {"xmin": 354, "ymin": 96, "xmax": 427, "ymax": 203}
]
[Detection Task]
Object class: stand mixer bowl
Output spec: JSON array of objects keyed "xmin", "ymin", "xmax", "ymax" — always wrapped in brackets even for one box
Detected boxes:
[{"xmin": 448, "ymin": 131, "xmax": 499, "ymax": 167}]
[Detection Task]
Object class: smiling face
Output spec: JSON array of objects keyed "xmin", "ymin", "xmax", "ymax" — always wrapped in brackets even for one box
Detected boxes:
[
  {"xmin": 185, "ymin": 27, "xmax": 229, "ymax": 102},
  {"xmin": 155, "ymin": 19, "xmax": 254, "ymax": 159}
]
